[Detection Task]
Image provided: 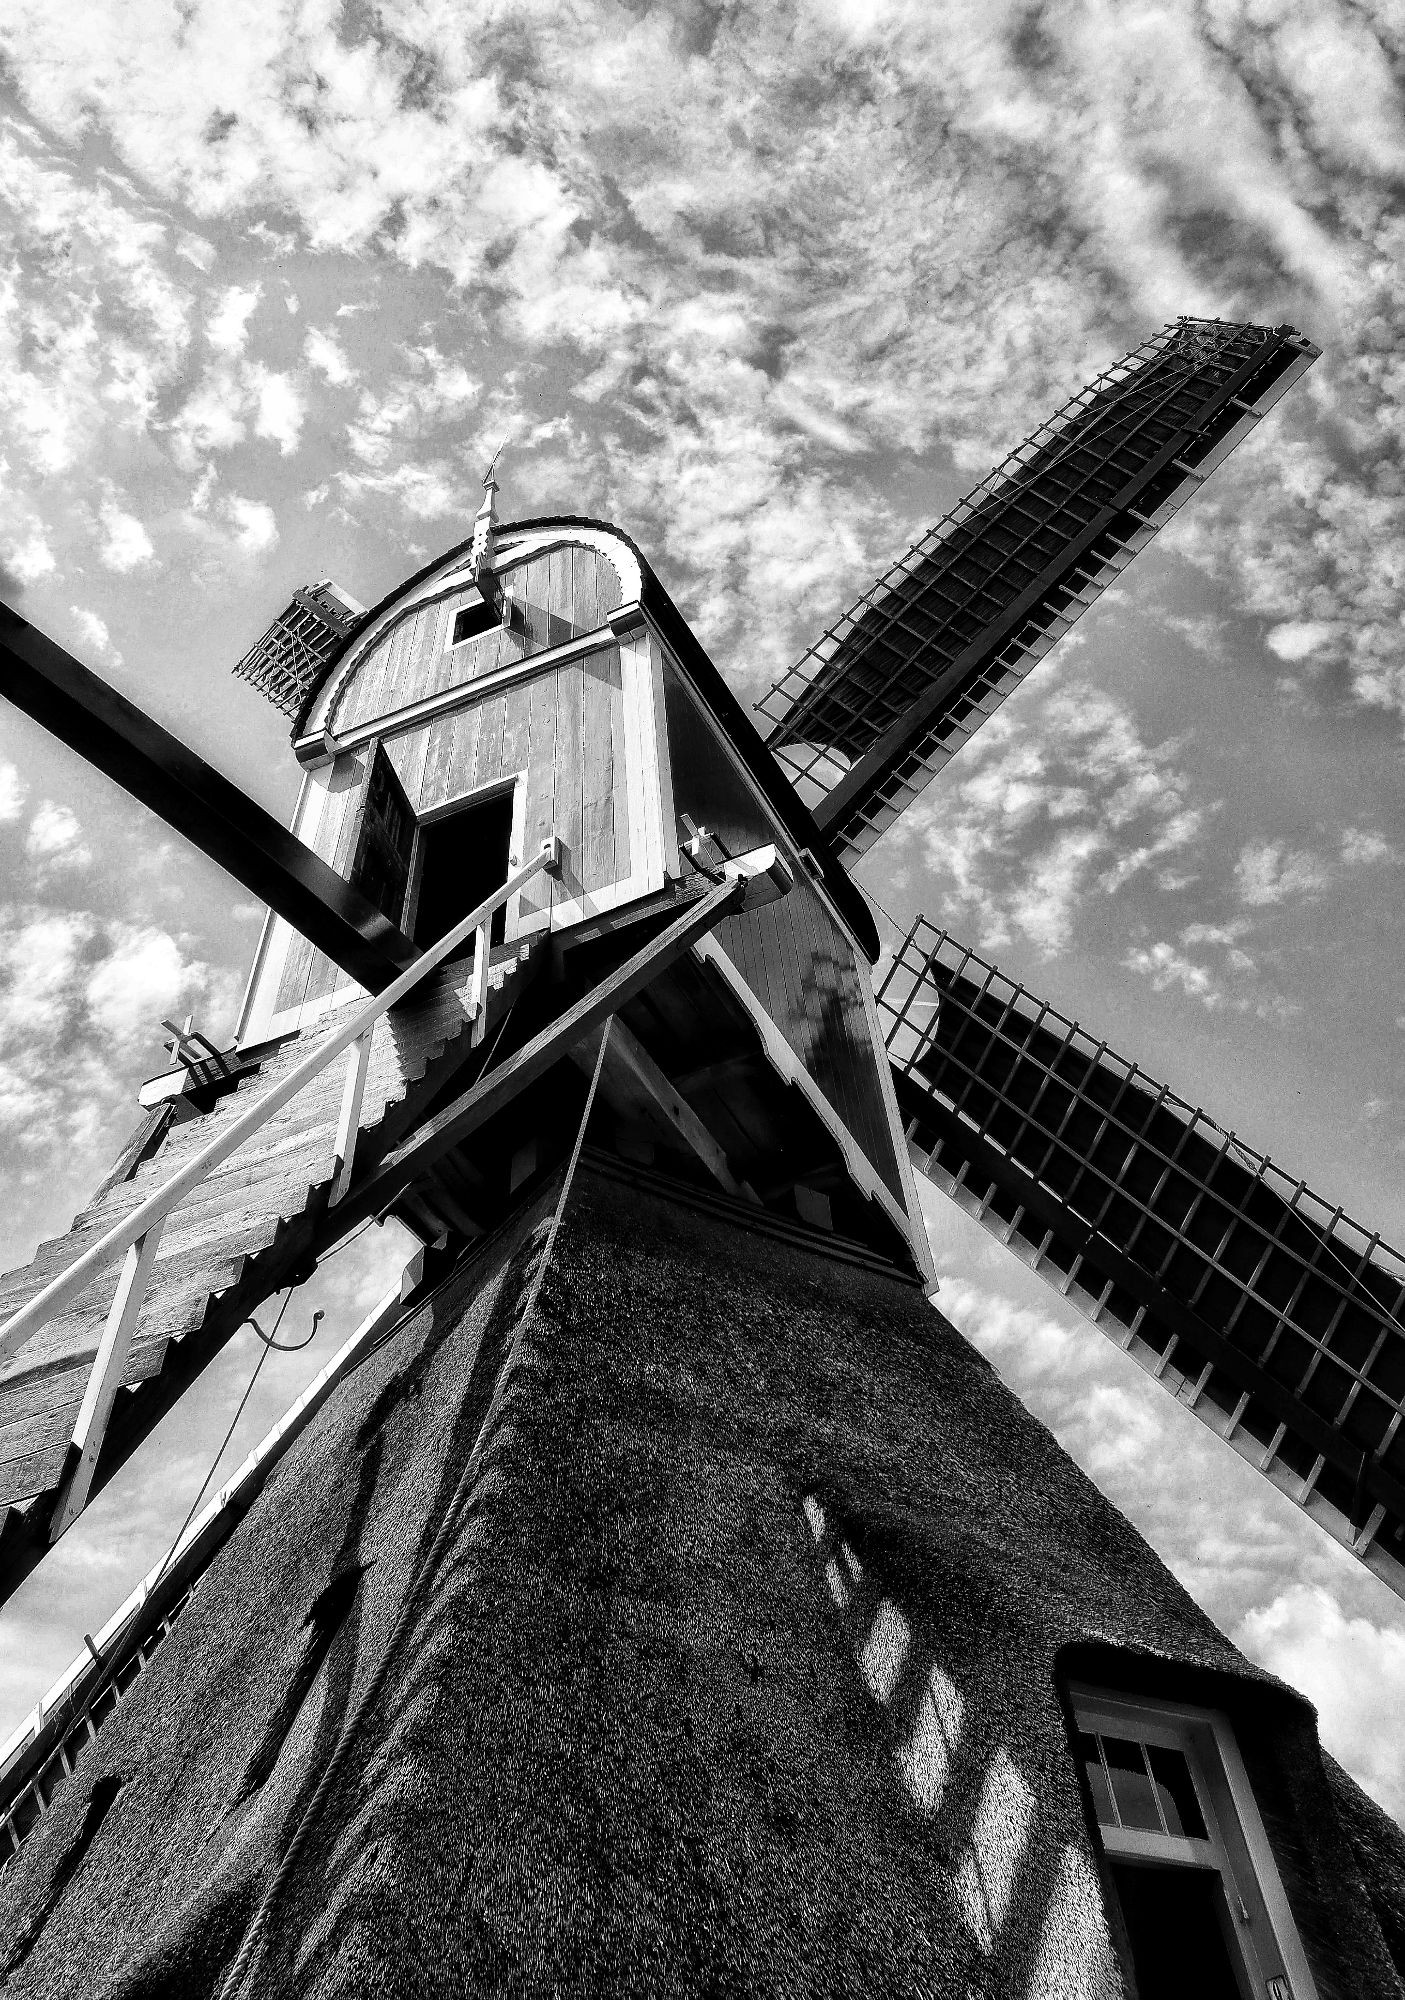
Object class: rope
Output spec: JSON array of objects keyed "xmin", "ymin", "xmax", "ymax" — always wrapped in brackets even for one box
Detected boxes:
[
  {"xmin": 155, "ymin": 1288, "xmax": 294, "ymax": 1589},
  {"xmin": 215, "ymin": 1020, "xmax": 614, "ymax": 2000},
  {"xmin": 57, "ymin": 1286, "xmax": 297, "ymax": 1748}
]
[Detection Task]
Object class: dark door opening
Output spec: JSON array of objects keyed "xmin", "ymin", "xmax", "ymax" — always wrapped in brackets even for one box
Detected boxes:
[
  {"xmin": 413, "ymin": 790, "xmax": 516, "ymax": 950},
  {"xmin": 1109, "ymin": 1861, "xmax": 1247, "ymax": 2000}
]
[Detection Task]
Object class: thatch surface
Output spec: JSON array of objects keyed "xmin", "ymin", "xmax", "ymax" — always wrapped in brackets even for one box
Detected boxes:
[{"xmin": 1, "ymin": 1165, "xmax": 1400, "ymax": 1998}]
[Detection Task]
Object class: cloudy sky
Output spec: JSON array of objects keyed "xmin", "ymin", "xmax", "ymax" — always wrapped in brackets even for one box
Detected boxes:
[{"xmin": 1, "ymin": 0, "xmax": 1404, "ymax": 1821}]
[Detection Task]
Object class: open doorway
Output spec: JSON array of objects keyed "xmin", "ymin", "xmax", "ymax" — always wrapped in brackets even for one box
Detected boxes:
[{"xmin": 412, "ymin": 787, "xmax": 516, "ymax": 950}]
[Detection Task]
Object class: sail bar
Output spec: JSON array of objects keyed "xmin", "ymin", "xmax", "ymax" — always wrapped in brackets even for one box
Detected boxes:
[
  {"xmin": 760, "ymin": 318, "xmax": 1318, "ymax": 866},
  {"xmin": 878, "ymin": 918, "xmax": 1405, "ymax": 1600}
]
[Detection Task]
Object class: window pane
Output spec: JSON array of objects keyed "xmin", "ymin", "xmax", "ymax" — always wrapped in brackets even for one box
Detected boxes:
[
  {"xmin": 1077, "ymin": 1730, "xmax": 1116, "ymax": 1826},
  {"xmin": 1103, "ymin": 1735, "xmax": 1163, "ymax": 1832},
  {"xmin": 1147, "ymin": 1743, "xmax": 1208, "ymax": 1840}
]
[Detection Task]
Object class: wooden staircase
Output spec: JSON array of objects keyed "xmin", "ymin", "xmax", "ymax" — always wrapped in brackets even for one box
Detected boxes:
[{"xmin": 0, "ymin": 939, "xmax": 539, "ymax": 1597}]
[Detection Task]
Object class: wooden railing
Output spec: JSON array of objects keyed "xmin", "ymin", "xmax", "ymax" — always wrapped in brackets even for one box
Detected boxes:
[{"xmin": 0, "ymin": 836, "xmax": 562, "ymax": 1539}]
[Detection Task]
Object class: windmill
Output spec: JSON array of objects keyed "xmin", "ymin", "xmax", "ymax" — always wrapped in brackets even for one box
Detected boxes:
[{"xmin": 0, "ymin": 315, "xmax": 1402, "ymax": 1999}]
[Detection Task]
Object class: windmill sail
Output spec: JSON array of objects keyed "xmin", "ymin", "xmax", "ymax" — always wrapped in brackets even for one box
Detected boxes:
[
  {"xmin": 880, "ymin": 919, "xmax": 1405, "ymax": 1599},
  {"xmin": 759, "ymin": 318, "xmax": 1318, "ymax": 867}
]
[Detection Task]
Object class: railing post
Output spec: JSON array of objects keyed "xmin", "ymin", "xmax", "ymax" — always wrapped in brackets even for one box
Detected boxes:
[
  {"xmin": 329, "ymin": 1031, "xmax": 372, "ymax": 1207},
  {"xmin": 470, "ymin": 920, "xmax": 491, "ymax": 1046},
  {"xmin": 49, "ymin": 1220, "xmax": 166, "ymax": 1542}
]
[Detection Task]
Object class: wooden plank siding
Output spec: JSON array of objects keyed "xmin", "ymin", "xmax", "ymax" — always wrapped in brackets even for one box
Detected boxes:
[
  {"xmin": 332, "ymin": 546, "xmax": 623, "ymax": 734},
  {"xmin": 659, "ymin": 659, "xmax": 905, "ymax": 1204}
]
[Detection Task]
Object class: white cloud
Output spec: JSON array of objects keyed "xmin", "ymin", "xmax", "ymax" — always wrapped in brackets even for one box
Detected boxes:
[
  {"xmin": 1238, "ymin": 1584, "xmax": 1405, "ymax": 1821},
  {"xmin": 97, "ymin": 496, "xmax": 155, "ymax": 572},
  {"xmin": 85, "ymin": 926, "xmax": 205, "ymax": 1047},
  {"xmin": 1234, "ymin": 840, "xmax": 1331, "ymax": 907},
  {"xmin": 1123, "ymin": 941, "xmax": 1224, "ymax": 1008},
  {"xmin": 181, "ymin": 480, "xmax": 279, "ymax": 558},
  {"xmin": 70, "ymin": 605, "xmax": 121, "ymax": 664},
  {"xmin": 205, "ymin": 282, "xmax": 261, "ymax": 355},
  {"xmin": 248, "ymin": 364, "xmax": 304, "ymax": 455},
  {"xmin": 174, "ymin": 229, "xmax": 215, "ymax": 271},
  {"xmin": 1341, "ymin": 826, "xmax": 1392, "ymax": 866},
  {"xmin": 1265, "ymin": 620, "xmax": 1335, "ymax": 663},
  {"xmin": 304, "ymin": 325, "xmax": 356, "ymax": 386},
  {"xmin": 25, "ymin": 800, "xmax": 91, "ymax": 870},
  {"xmin": 225, "ymin": 494, "xmax": 278, "ymax": 554},
  {"xmin": 338, "ymin": 460, "xmax": 473, "ymax": 520},
  {"xmin": 0, "ymin": 764, "xmax": 27, "ymax": 821},
  {"xmin": 1, "ymin": 521, "xmax": 56, "ymax": 586},
  {"xmin": 889, "ymin": 682, "xmax": 1210, "ymax": 955}
]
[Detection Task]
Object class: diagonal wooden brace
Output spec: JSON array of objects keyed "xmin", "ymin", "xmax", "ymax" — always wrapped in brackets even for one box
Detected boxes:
[
  {"xmin": 337, "ymin": 878, "xmax": 746, "ymax": 1229},
  {"xmin": 330, "ymin": 1031, "xmax": 372, "ymax": 1208},
  {"xmin": 49, "ymin": 1221, "xmax": 166, "ymax": 1543},
  {"xmin": 569, "ymin": 1014, "xmax": 760, "ymax": 1203}
]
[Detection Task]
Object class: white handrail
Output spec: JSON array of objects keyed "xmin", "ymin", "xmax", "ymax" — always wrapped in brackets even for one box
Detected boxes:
[{"xmin": 0, "ymin": 836, "xmax": 561, "ymax": 1367}]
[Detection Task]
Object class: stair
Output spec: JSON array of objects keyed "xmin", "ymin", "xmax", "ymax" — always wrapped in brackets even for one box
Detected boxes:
[{"xmin": 0, "ymin": 938, "xmax": 539, "ymax": 1582}]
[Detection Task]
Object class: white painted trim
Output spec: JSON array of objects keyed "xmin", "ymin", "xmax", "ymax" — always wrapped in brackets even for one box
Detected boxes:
[
  {"xmin": 1211, "ymin": 1711, "xmax": 1321, "ymax": 2000},
  {"xmin": 236, "ymin": 765, "xmax": 335, "ymax": 1047},
  {"xmin": 693, "ymin": 933, "xmax": 915, "ymax": 1247},
  {"xmin": 299, "ymin": 622, "xmax": 620, "ymax": 764}
]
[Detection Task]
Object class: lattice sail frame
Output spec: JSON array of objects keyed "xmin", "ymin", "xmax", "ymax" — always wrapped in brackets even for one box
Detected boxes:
[
  {"xmin": 879, "ymin": 919, "xmax": 1405, "ymax": 1599},
  {"xmin": 233, "ymin": 579, "xmax": 367, "ymax": 719},
  {"xmin": 760, "ymin": 318, "xmax": 1318, "ymax": 866}
]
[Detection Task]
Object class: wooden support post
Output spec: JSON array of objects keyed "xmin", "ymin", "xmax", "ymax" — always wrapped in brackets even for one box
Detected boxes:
[
  {"xmin": 330, "ymin": 1031, "xmax": 371, "ymax": 1208},
  {"xmin": 49, "ymin": 1222, "xmax": 166, "ymax": 1542},
  {"xmin": 470, "ymin": 920, "xmax": 491, "ymax": 1046}
]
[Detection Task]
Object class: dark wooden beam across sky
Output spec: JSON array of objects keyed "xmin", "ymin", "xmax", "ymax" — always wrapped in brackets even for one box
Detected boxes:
[{"xmin": 0, "ymin": 606, "xmax": 419, "ymax": 996}]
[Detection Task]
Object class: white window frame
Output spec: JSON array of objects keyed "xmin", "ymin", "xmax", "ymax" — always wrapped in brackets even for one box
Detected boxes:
[{"xmin": 1069, "ymin": 1685, "xmax": 1319, "ymax": 2000}]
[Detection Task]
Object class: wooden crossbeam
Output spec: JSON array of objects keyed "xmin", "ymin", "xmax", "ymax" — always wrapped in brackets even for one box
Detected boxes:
[{"xmin": 340, "ymin": 880, "xmax": 745, "ymax": 1228}]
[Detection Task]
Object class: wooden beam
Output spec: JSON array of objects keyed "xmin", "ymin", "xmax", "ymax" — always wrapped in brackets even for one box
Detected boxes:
[
  {"xmin": 49, "ymin": 1222, "xmax": 166, "ymax": 1542},
  {"xmin": 0, "ymin": 606, "xmax": 419, "ymax": 992},
  {"xmin": 572, "ymin": 1017, "xmax": 759, "ymax": 1203},
  {"xmin": 340, "ymin": 879, "xmax": 746, "ymax": 1227}
]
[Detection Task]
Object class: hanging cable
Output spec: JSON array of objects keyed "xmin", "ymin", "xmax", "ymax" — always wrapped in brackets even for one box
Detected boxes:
[
  {"xmin": 858, "ymin": 879, "xmax": 907, "ymax": 943},
  {"xmin": 215, "ymin": 1019, "xmax": 615, "ymax": 2000}
]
